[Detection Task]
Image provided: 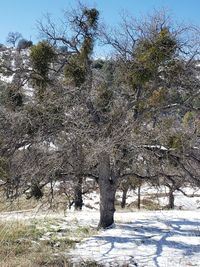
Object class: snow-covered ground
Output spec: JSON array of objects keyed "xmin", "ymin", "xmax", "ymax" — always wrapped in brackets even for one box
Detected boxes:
[
  {"xmin": 1, "ymin": 209, "xmax": 199, "ymax": 266},
  {"xmin": 68, "ymin": 210, "xmax": 200, "ymax": 267},
  {"xmin": 65, "ymin": 186, "xmax": 200, "ymax": 266},
  {"xmin": 82, "ymin": 186, "xmax": 200, "ymax": 211},
  {"xmin": 0, "ymin": 186, "xmax": 200, "ymax": 267}
]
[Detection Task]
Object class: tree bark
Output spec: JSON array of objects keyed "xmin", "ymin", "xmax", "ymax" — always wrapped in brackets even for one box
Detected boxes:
[
  {"xmin": 72, "ymin": 142, "xmax": 84, "ymax": 210},
  {"xmin": 74, "ymin": 176, "xmax": 83, "ymax": 210},
  {"xmin": 137, "ymin": 184, "xmax": 141, "ymax": 210},
  {"xmin": 121, "ymin": 184, "xmax": 129, "ymax": 208},
  {"xmin": 98, "ymin": 151, "xmax": 118, "ymax": 229},
  {"xmin": 168, "ymin": 188, "xmax": 175, "ymax": 209}
]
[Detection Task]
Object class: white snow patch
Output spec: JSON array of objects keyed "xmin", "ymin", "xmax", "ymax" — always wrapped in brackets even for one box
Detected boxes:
[
  {"xmin": 68, "ymin": 210, "xmax": 200, "ymax": 267},
  {"xmin": 142, "ymin": 145, "xmax": 168, "ymax": 151},
  {"xmin": 0, "ymin": 74, "xmax": 14, "ymax": 83}
]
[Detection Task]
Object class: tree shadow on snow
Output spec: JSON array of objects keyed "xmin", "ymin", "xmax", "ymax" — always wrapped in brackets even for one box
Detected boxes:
[{"xmin": 91, "ymin": 217, "xmax": 200, "ymax": 267}]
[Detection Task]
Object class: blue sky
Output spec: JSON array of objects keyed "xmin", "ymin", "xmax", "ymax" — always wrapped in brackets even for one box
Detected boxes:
[{"xmin": 1, "ymin": 0, "xmax": 200, "ymax": 45}]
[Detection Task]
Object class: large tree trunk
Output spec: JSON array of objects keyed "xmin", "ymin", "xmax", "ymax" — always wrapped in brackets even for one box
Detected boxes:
[{"xmin": 98, "ymin": 151, "xmax": 118, "ymax": 229}]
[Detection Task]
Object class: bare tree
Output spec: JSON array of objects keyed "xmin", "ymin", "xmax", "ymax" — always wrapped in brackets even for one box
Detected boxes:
[{"xmin": 6, "ymin": 32, "xmax": 22, "ymax": 47}]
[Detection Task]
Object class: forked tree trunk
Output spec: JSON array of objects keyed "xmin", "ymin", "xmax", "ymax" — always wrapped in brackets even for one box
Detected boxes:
[
  {"xmin": 98, "ymin": 151, "xmax": 118, "ymax": 229},
  {"xmin": 74, "ymin": 176, "xmax": 83, "ymax": 210}
]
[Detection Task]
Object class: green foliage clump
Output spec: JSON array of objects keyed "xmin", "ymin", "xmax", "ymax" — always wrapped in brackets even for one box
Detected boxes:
[
  {"xmin": 76, "ymin": 7, "xmax": 99, "ymax": 63},
  {"xmin": 64, "ymin": 7, "xmax": 99, "ymax": 87},
  {"xmin": 136, "ymin": 28, "xmax": 176, "ymax": 67},
  {"xmin": 167, "ymin": 134, "xmax": 183, "ymax": 150},
  {"xmin": 64, "ymin": 55, "xmax": 86, "ymax": 87},
  {"xmin": 131, "ymin": 64, "xmax": 153, "ymax": 85},
  {"xmin": 80, "ymin": 36, "xmax": 94, "ymax": 63},
  {"xmin": 183, "ymin": 111, "xmax": 195, "ymax": 126},
  {"xmin": 96, "ymin": 83, "xmax": 113, "ymax": 112},
  {"xmin": 83, "ymin": 8, "xmax": 99, "ymax": 29},
  {"xmin": 148, "ymin": 87, "xmax": 166, "ymax": 107},
  {"xmin": 30, "ymin": 41, "xmax": 55, "ymax": 78},
  {"xmin": 30, "ymin": 41, "xmax": 56, "ymax": 98},
  {"xmin": 132, "ymin": 28, "xmax": 177, "ymax": 86}
]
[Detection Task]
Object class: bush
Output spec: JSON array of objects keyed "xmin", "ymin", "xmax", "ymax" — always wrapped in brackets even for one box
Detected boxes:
[
  {"xmin": 17, "ymin": 39, "xmax": 33, "ymax": 51},
  {"xmin": 0, "ymin": 44, "xmax": 6, "ymax": 51},
  {"xmin": 30, "ymin": 41, "xmax": 56, "ymax": 77}
]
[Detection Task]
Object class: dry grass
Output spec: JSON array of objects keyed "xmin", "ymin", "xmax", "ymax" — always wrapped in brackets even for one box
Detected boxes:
[
  {"xmin": 119, "ymin": 197, "xmax": 162, "ymax": 211},
  {"xmin": 141, "ymin": 198, "xmax": 162, "ymax": 210},
  {"xmin": 0, "ymin": 191, "xmax": 39, "ymax": 212},
  {"xmin": 0, "ymin": 187, "xmax": 100, "ymax": 266},
  {"xmin": 0, "ymin": 188, "xmax": 72, "ymax": 214},
  {"xmin": 0, "ymin": 217, "xmax": 97, "ymax": 267}
]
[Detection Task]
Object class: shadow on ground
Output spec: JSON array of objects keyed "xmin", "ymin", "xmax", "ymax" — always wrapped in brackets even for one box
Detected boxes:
[{"xmin": 70, "ymin": 216, "xmax": 200, "ymax": 267}]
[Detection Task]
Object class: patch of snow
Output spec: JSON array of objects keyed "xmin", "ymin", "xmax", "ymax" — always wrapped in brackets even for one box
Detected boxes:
[
  {"xmin": 0, "ymin": 74, "xmax": 14, "ymax": 83},
  {"xmin": 49, "ymin": 142, "xmax": 58, "ymax": 150},
  {"xmin": 0, "ymin": 179, "xmax": 5, "ymax": 185},
  {"xmin": 142, "ymin": 145, "xmax": 168, "ymax": 151},
  {"xmin": 18, "ymin": 144, "xmax": 31, "ymax": 151},
  {"xmin": 68, "ymin": 210, "xmax": 200, "ymax": 267}
]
